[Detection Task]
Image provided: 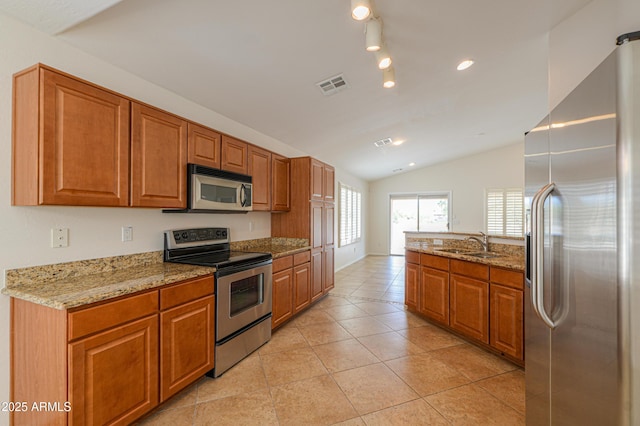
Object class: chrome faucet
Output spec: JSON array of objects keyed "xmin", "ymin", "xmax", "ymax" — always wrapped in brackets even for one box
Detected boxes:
[{"xmin": 466, "ymin": 231, "xmax": 489, "ymax": 252}]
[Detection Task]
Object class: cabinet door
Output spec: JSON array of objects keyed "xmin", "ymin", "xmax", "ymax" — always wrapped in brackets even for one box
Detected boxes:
[
  {"xmin": 187, "ymin": 123, "xmax": 221, "ymax": 169},
  {"xmin": 311, "ymin": 159, "xmax": 324, "ymax": 201},
  {"xmin": 490, "ymin": 284, "xmax": 523, "ymax": 360},
  {"xmin": 405, "ymin": 262, "xmax": 419, "ymax": 310},
  {"xmin": 450, "ymin": 274, "xmax": 489, "ymax": 343},
  {"xmin": 131, "ymin": 103, "xmax": 187, "ymax": 208},
  {"xmin": 323, "ymin": 245, "xmax": 335, "ymax": 293},
  {"xmin": 272, "ymin": 154, "xmax": 290, "ymax": 211},
  {"xmin": 221, "ymin": 135, "xmax": 248, "ymax": 174},
  {"xmin": 311, "ymin": 249, "xmax": 324, "ymax": 302},
  {"xmin": 420, "ymin": 266, "xmax": 449, "ymax": 325},
  {"xmin": 160, "ymin": 296, "xmax": 214, "ymax": 401},
  {"xmin": 324, "ymin": 203, "xmax": 335, "ymax": 247},
  {"xmin": 323, "ymin": 165, "xmax": 335, "ymax": 202},
  {"xmin": 39, "ymin": 69, "xmax": 130, "ymax": 206},
  {"xmin": 248, "ymin": 145, "xmax": 272, "ymax": 211},
  {"xmin": 311, "ymin": 201, "xmax": 324, "ymax": 250},
  {"xmin": 272, "ymin": 268, "xmax": 293, "ymax": 329},
  {"xmin": 69, "ymin": 315, "xmax": 158, "ymax": 426},
  {"xmin": 293, "ymin": 262, "xmax": 311, "ymax": 313}
]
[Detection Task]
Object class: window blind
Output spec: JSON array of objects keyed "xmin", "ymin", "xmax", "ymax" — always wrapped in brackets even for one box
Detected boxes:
[
  {"xmin": 487, "ymin": 188, "xmax": 523, "ymax": 236},
  {"xmin": 339, "ymin": 183, "xmax": 362, "ymax": 247}
]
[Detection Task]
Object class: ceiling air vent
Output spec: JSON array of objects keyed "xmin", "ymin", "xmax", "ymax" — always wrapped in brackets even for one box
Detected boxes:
[
  {"xmin": 316, "ymin": 74, "xmax": 349, "ymax": 96},
  {"xmin": 392, "ymin": 168, "xmax": 404, "ymax": 173},
  {"xmin": 373, "ymin": 137, "xmax": 393, "ymax": 148}
]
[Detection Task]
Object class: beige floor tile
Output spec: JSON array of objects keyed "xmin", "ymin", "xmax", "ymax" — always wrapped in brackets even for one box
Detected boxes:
[
  {"xmin": 297, "ymin": 321, "xmax": 353, "ymax": 346},
  {"xmin": 331, "ymin": 288, "xmax": 357, "ymax": 296},
  {"xmin": 397, "ymin": 324, "xmax": 465, "ymax": 351},
  {"xmin": 333, "ymin": 363, "xmax": 419, "ymax": 415},
  {"xmin": 261, "ymin": 347, "xmax": 328, "ymax": 386},
  {"xmin": 332, "ymin": 417, "xmax": 366, "ymax": 426},
  {"xmin": 357, "ymin": 331, "xmax": 425, "ymax": 361},
  {"xmin": 385, "ymin": 353, "xmax": 470, "ymax": 396},
  {"xmin": 425, "ymin": 384, "xmax": 525, "ymax": 425},
  {"xmin": 338, "ymin": 316, "xmax": 394, "ymax": 337},
  {"xmin": 293, "ymin": 309, "xmax": 337, "ymax": 327},
  {"xmin": 313, "ymin": 295, "xmax": 354, "ymax": 308},
  {"xmin": 476, "ymin": 369, "xmax": 526, "ymax": 414},
  {"xmin": 136, "ymin": 405, "xmax": 195, "ymax": 425},
  {"xmin": 430, "ymin": 344, "xmax": 517, "ymax": 381},
  {"xmin": 349, "ymin": 289, "xmax": 387, "ymax": 299},
  {"xmin": 194, "ymin": 389, "xmax": 279, "ymax": 426},
  {"xmin": 323, "ymin": 304, "xmax": 369, "ymax": 321},
  {"xmin": 271, "ymin": 375, "xmax": 358, "ymax": 425},
  {"xmin": 312, "ymin": 338, "xmax": 380, "ymax": 372},
  {"xmin": 258, "ymin": 324, "xmax": 309, "ymax": 355},
  {"xmin": 352, "ymin": 301, "xmax": 402, "ymax": 316},
  {"xmin": 156, "ymin": 380, "xmax": 199, "ymax": 411},
  {"xmin": 373, "ymin": 311, "xmax": 428, "ymax": 330},
  {"xmin": 196, "ymin": 356, "xmax": 267, "ymax": 403},
  {"xmin": 379, "ymin": 293, "xmax": 405, "ymax": 303},
  {"xmin": 361, "ymin": 399, "xmax": 449, "ymax": 426}
]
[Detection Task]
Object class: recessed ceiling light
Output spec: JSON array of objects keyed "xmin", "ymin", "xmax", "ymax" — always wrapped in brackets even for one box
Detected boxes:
[
  {"xmin": 457, "ymin": 60, "xmax": 474, "ymax": 71},
  {"xmin": 409, "ymin": 162, "xmax": 416, "ymax": 167},
  {"xmin": 392, "ymin": 139, "xmax": 405, "ymax": 146}
]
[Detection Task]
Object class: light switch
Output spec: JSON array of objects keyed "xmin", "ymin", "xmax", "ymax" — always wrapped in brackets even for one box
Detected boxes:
[{"xmin": 122, "ymin": 226, "xmax": 133, "ymax": 242}]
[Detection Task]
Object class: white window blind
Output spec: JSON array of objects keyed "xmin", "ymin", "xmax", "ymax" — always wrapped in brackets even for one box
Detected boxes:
[
  {"xmin": 487, "ymin": 188, "xmax": 523, "ymax": 236},
  {"xmin": 339, "ymin": 183, "xmax": 362, "ymax": 247}
]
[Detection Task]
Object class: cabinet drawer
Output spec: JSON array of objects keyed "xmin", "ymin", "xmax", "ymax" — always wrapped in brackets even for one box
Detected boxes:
[
  {"xmin": 405, "ymin": 250, "xmax": 420, "ymax": 264},
  {"xmin": 490, "ymin": 267, "xmax": 524, "ymax": 290},
  {"xmin": 293, "ymin": 250, "xmax": 311, "ymax": 266},
  {"xmin": 273, "ymin": 255, "xmax": 293, "ymax": 273},
  {"xmin": 450, "ymin": 259, "xmax": 489, "ymax": 281},
  {"xmin": 421, "ymin": 253, "xmax": 449, "ymax": 271},
  {"xmin": 68, "ymin": 291, "xmax": 158, "ymax": 341},
  {"xmin": 160, "ymin": 275, "xmax": 214, "ymax": 310}
]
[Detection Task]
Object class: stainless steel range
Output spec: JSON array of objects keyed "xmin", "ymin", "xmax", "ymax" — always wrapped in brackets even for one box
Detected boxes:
[{"xmin": 164, "ymin": 227, "xmax": 272, "ymax": 377}]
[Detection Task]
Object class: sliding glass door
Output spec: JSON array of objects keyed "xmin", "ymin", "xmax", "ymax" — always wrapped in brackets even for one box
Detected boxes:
[{"xmin": 389, "ymin": 193, "xmax": 450, "ymax": 255}]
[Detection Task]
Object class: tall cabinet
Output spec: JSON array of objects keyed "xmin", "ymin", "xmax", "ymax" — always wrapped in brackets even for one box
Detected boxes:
[{"xmin": 272, "ymin": 157, "xmax": 335, "ymax": 302}]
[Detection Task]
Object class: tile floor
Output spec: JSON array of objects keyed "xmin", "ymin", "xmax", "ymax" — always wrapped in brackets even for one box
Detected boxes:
[{"xmin": 138, "ymin": 256, "xmax": 525, "ymax": 425}]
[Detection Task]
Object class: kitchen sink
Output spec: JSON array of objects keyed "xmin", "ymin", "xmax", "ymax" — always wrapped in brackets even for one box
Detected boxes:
[
  {"xmin": 467, "ymin": 252, "xmax": 503, "ymax": 258},
  {"xmin": 435, "ymin": 248, "xmax": 472, "ymax": 254}
]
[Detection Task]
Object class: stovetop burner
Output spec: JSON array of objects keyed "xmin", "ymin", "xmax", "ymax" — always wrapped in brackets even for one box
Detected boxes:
[{"xmin": 163, "ymin": 227, "xmax": 271, "ymax": 270}]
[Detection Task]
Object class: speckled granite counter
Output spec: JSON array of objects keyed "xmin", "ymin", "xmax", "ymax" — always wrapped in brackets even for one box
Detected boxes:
[
  {"xmin": 405, "ymin": 242, "xmax": 524, "ymax": 271},
  {"xmin": 1, "ymin": 251, "xmax": 215, "ymax": 310},
  {"xmin": 231, "ymin": 237, "xmax": 311, "ymax": 259}
]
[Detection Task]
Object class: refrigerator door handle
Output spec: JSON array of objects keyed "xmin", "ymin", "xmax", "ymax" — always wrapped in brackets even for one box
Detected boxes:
[{"xmin": 530, "ymin": 182, "xmax": 557, "ymax": 330}]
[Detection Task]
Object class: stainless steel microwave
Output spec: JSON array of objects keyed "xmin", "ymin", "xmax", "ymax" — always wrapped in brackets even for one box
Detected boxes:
[{"xmin": 188, "ymin": 164, "xmax": 252, "ymax": 212}]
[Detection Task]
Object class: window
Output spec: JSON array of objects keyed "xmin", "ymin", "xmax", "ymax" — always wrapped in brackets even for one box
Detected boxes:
[
  {"xmin": 339, "ymin": 183, "xmax": 362, "ymax": 247},
  {"xmin": 486, "ymin": 188, "xmax": 524, "ymax": 236},
  {"xmin": 389, "ymin": 193, "xmax": 450, "ymax": 255}
]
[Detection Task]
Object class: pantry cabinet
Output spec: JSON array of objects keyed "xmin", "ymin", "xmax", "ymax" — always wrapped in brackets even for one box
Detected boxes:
[{"xmin": 12, "ymin": 65, "xmax": 131, "ymax": 207}]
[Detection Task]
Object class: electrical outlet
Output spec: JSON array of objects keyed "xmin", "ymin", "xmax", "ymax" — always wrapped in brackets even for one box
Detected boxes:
[
  {"xmin": 51, "ymin": 228, "xmax": 69, "ymax": 248},
  {"xmin": 122, "ymin": 226, "xmax": 133, "ymax": 242},
  {"xmin": 433, "ymin": 239, "xmax": 444, "ymax": 246}
]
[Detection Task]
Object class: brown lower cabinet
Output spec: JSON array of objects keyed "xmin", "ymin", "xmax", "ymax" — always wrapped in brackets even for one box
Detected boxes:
[
  {"xmin": 272, "ymin": 250, "xmax": 312, "ymax": 329},
  {"xmin": 404, "ymin": 250, "xmax": 524, "ymax": 364},
  {"xmin": 10, "ymin": 275, "xmax": 214, "ymax": 426}
]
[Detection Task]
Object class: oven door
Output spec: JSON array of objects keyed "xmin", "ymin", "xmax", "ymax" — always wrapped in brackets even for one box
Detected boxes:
[
  {"xmin": 192, "ymin": 173, "xmax": 252, "ymax": 211},
  {"xmin": 216, "ymin": 262, "xmax": 272, "ymax": 340}
]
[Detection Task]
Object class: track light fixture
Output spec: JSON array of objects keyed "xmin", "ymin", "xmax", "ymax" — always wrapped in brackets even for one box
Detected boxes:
[
  {"xmin": 365, "ymin": 18, "xmax": 382, "ymax": 52},
  {"xmin": 383, "ymin": 66, "xmax": 396, "ymax": 88},
  {"xmin": 351, "ymin": 0, "xmax": 372, "ymax": 21},
  {"xmin": 375, "ymin": 45, "xmax": 392, "ymax": 70}
]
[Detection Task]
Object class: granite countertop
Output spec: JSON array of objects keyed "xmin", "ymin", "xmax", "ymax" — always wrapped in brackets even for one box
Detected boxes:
[
  {"xmin": 1, "ymin": 251, "xmax": 215, "ymax": 310},
  {"xmin": 405, "ymin": 242, "xmax": 524, "ymax": 271},
  {"xmin": 231, "ymin": 237, "xmax": 311, "ymax": 259}
]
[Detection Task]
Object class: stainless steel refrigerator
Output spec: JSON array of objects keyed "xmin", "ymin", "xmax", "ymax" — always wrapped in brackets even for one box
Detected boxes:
[{"xmin": 525, "ymin": 30, "xmax": 640, "ymax": 425}]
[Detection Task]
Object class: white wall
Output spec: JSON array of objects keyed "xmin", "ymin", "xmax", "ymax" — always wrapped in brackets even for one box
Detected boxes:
[
  {"xmin": 367, "ymin": 143, "xmax": 524, "ymax": 255},
  {"xmin": 334, "ymin": 169, "xmax": 368, "ymax": 271}
]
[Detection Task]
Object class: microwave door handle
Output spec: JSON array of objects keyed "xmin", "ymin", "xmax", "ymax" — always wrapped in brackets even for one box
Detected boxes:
[{"xmin": 240, "ymin": 184, "xmax": 247, "ymax": 207}]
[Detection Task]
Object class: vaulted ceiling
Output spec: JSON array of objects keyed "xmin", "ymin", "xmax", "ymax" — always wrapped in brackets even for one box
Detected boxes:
[{"xmin": 0, "ymin": 0, "xmax": 591, "ymax": 180}]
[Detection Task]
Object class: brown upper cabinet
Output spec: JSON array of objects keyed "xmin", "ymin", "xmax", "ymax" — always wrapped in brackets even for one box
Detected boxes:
[
  {"xmin": 12, "ymin": 65, "xmax": 131, "ymax": 206},
  {"xmin": 187, "ymin": 123, "xmax": 221, "ymax": 169},
  {"xmin": 221, "ymin": 135, "xmax": 248, "ymax": 175},
  {"xmin": 324, "ymin": 165, "xmax": 335, "ymax": 202},
  {"xmin": 272, "ymin": 154, "xmax": 291, "ymax": 212},
  {"xmin": 248, "ymin": 145, "xmax": 272, "ymax": 211},
  {"xmin": 131, "ymin": 103, "xmax": 187, "ymax": 208},
  {"xmin": 310, "ymin": 159, "xmax": 335, "ymax": 202}
]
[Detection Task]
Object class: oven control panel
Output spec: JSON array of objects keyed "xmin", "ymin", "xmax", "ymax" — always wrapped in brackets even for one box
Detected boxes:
[{"xmin": 165, "ymin": 227, "xmax": 229, "ymax": 248}]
